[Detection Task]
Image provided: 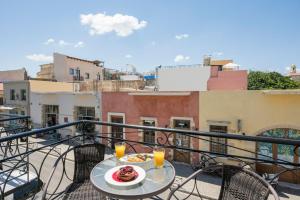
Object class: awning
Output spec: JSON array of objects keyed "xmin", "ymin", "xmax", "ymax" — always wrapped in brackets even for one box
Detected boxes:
[{"xmin": 0, "ymin": 106, "xmax": 16, "ymax": 110}]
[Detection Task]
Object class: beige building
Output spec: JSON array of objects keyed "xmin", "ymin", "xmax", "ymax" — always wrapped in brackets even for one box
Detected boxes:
[
  {"xmin": 199, "ymin": 90, "xmax": 300, "ymax": 183},
  {"xmin": 36, "ymin": 63, "xmax": 54, "ymax": 80},
  {"xmin": 3, "ymin": 80, "xmax": 74, "ymax": 115},
  {"xmin": 0, "ymin": 68, "xmax": 28, "ymax": 82},
  {"xmin": 37, "ymin": 53, "xmax": 104, "ymax": 82}
]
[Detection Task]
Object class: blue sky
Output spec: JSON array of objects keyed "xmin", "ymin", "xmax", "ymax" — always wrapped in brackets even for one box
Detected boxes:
[{"xmin": 0, "ymin": 0, "xmax": 299, "ymax": 77}]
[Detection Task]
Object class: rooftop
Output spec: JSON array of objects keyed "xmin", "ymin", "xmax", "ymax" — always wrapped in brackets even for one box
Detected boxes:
[
  {"xmin": 210, "ymin": 59, "xmax": 233, "ymax": 66},
  {"xmin": 0, "ymin": 68, "xmax": 27, "ymax": 82}
]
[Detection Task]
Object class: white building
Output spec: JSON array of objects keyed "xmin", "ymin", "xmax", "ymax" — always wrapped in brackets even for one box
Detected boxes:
[
  {"xmin": 120, "ymin": 75, "xmax": 140, "ymax": 81},
  {"xmin": 157, "ymin": 65, "xmax": 211, "ymax": 91},
  {"xmin": 30, "ymin": 91, "xmax": 101, "ymax": 138}
]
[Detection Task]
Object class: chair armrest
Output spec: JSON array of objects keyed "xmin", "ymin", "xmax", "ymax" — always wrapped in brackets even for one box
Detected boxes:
[{"xmin": 167, "ymin": 168, "xmax": 204, "ymax": 200}]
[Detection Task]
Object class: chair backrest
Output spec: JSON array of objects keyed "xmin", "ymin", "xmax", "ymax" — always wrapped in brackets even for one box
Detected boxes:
[
  {"xmin": 219, "ymin": 165, "xmax": 275, "ymax": 200},
  {"xmin": 73, "ymin": 143, "xmax": 105, "ymax": 182}
]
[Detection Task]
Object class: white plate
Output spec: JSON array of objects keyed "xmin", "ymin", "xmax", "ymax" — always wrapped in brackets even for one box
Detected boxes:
[
  {"xmin": 104, "ymin": 165, "xmax": 146, "ymax": 188},
  {"xmin": 120, "ymin": 153, "xmax": 153, "ymax": 165}
]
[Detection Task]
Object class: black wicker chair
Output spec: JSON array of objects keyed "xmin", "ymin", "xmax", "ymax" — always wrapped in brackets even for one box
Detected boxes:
[
  {"xmin": 42, "ymin": 143, "xmax": 107, "ymax": 200},
  {"xmin": 167, "ymin": 164, "xmax": 280, "ymax": 200}
]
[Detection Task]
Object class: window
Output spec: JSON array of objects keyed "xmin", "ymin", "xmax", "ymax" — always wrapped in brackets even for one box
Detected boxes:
[
  {"xmin": 69, "ymin": 68, "xmax": 75, "ymax": 75},
  {"xmin": 76, "ymin": 68, "xmax": 80, "ymax": 75},
  {"xmin": 142, "ymin": 119, "xmax": 155, "ymax": 143},
  {"xmin": 64, "ymin": 117, "xmax": 68, "ymax": 123},
  {"xmin": 85, "ymin": 73, "xmax": 90, "ymax": 79},
  {"xmin": 76, "ymin": 106, "xmax": 95, "ymax": 133},
  {"xmin": 20, "ymin": 111, "xmax": 25, "ymax": 116},
  {"xmin": 20, "ymin": 89, "xmax": 26, "ymax": 101},
  {"xmin": 173, "ymin": 119, "xmax": 191, "ymax": 163},
  {"xmin": 174, "ymin": 119, "xmax": 191, "ymax": 147},
  {"xmin": 257, "ymin": 128, "xmax": 300, "ymax": 166},
  {"xmin": 97, "ymin": 73, "xmax": 101, "ymax": 80},
  {"xmin": 43, "ymin": 105, "xmax": 59, "ymax": 127},
  {"xmin": 210, "ymin": 125, "xmax": 227, "ymax": 154},
  {"xmin": 10, "ymin": 89, "xmax": 15, "ymax": 100}
]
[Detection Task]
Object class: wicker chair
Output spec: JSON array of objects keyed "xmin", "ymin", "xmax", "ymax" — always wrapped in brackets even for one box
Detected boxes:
[
  {"xmin": 42, "ymin": 143, "xmax": 107, "ymax": 200},
  {"xmin": 167, "ymin": 164, "xmax": 280, "ymax": 200}
]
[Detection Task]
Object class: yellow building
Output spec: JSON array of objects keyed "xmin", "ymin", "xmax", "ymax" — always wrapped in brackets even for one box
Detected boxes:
[{"xmin": 199, "ymin": 90, "xmax": 300, "ymax": 183}]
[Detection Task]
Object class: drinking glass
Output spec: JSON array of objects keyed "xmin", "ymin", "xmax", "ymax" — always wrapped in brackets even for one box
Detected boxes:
[
  {"xmin": 153, "ymin": 147, "xmax": 165, "ymax": 168},
  {"xmin": 115, "ymin": 142, "xmax": 126, "ymax": 159}
]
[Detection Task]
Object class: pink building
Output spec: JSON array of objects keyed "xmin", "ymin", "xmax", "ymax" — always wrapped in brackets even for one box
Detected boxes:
[
  {"xmin": 102, "ymin": 91, "xmax": 200, "ymax": 164},
  {"xmin": 208, "ymin": 66, "xmax": 248, "ymax": 90}
]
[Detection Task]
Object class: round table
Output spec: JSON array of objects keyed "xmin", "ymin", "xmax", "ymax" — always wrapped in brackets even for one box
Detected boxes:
[{"xmin": 90, "ymin": 157, "xmax": 176, "ymax": 199}]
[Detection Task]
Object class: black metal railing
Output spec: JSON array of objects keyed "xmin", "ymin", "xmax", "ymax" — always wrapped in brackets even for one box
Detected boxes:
[{"xmin": 0, "ymin": 119, "xmax": 299, "ymax": 199}]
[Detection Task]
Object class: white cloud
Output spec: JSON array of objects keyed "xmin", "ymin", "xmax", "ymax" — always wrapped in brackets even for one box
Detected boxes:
[
  {"xmin": 58, "ymin": 40, "xmax": 70, "ymax": 46},
  {"xmin": 175, "ymin": 34, "xmax": 189, "ymax": 40},
  {"xmin": 74, "ymin": 41, "xmax": 84, "ymax": 48},
  {"xmin": 151, "ymin": 41, "xmax": 156, "ymax": 46},
  {"xmin": 125, "ymin": 54, "xmax": 132, "ymax": 58},
  {"xmin": 80, "ymin": 13, "xmax": 147, "ymax": 37},
  {"xmin": 214, "ymin": 52, "xmax": 224, "ymax": 56},
  {"xmin": 44, "ymin": 38, "xmax": 55, "ymax": 45},
  {"xmin": 26, "ymin": 54, "xmax": 53, "ymax": 62},
  {"xmin": 174, "ymin": 54, "xmax": 190, "ymax": 62}
]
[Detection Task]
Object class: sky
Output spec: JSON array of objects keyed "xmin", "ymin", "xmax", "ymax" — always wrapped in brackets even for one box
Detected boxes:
[{"xmin": 0, "ymin": 0, "xmax": 299, "ymax": 77}]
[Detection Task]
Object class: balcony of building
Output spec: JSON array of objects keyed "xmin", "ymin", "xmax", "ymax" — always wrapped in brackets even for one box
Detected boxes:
[{"xmin": 0, "ymin": 114, "xmax": 299, "ymax": 200}]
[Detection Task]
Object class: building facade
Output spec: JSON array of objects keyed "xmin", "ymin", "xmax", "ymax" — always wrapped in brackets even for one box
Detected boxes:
[
  {"xmin": 0, "ymin": 68, "xmax": 28, "ymax": 112},
  {"xmin": 30, "ymin": 91, "xmax": 101, "ymax": 137},
  {"xmin": 199, "ymin": 90, "xmax": 300, "ymax": 183},
  {"xmin": 37, "ymin": 53, "xmax": 104, "ymax": 82},
  {"xmin": 3, "ymin": 80, "xmax": 75, "ymax": 116},
  {"xmin": 157, "ymin": 65, "xmax": 211, "ymax": 91},
  {"xmin": 3, "ymin": 81, "xmax": 30, "ymax": 115},
  {"xmin": 102, "ymin": 91, "xmax": 200, "ymax": 163},
  {"xmin": 157, "ymin": 59, "xmax": 247, "ymax": 92}
]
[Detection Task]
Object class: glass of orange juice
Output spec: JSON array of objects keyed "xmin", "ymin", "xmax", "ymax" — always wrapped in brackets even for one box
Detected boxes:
[
  {"xmin": 153, "ymin": 147, "xmax": 165, "ymax": 168},
  {"xmin": 115, "ymin": 142, "xmax": 126, "ymax": 159}
]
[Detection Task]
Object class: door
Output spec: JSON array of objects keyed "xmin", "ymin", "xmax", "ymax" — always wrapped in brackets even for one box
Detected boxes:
[
  {"xmin": 174, "ymin": 119, "xmax": 191, "ymax": 163},
  {"xmin": 110, "ymin": 116, "xmax": 124, "ymax": 148},
  {"xmin": 209, "ymin": 125, "xmax": 227, "ymax": 154}
]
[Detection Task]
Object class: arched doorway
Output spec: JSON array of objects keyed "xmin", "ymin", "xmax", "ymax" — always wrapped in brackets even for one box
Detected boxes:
[{"xmin": 256, "ymin": 128, "xmax": 300, "ymax": 183}]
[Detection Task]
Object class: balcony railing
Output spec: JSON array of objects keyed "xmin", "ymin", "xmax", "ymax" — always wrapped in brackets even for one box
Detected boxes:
[{"xmin": 0, "ymin": 118, "xmax": 299, "ymax": 199}]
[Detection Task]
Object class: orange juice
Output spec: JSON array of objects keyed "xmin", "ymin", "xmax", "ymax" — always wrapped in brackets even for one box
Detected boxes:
[
  {"xmin": 115, "ymin": 143, "xmax": 126, "ymax": 159},
  {"xmin": 153, "ymin": 148, "xmax": 165, "ymax": 168}
]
